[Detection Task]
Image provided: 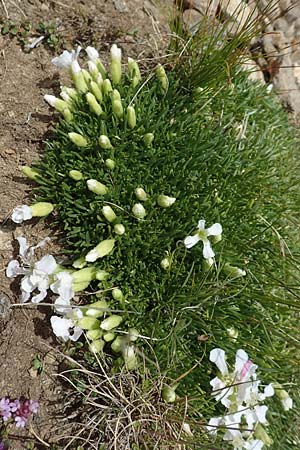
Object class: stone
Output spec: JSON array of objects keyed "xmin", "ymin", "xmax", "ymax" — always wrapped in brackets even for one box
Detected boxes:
[
  {"xmin": 242, "ymin": 58, "xmax": 265, "ymax": 84},
  {"xmin": 178, "ymin": 0, "xmax": 218, "ymax": 16},
  {"xmin": 183, "ymin": 9, "xmax": 203, "ymax": 32}
]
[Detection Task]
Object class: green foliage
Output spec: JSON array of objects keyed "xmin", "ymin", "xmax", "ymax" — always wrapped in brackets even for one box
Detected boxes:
[{"xmin": 27, "ymin": 10, "xmax": 300, "ymax": 447}]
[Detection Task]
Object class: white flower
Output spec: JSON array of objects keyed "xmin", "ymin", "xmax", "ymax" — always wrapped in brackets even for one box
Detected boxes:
[
  {"xmin": 50, "ymin": 271, "xmax": 74, "ymax": 313},
  {"xmin": 50, "ymin": 309, "xmax": 83, "ymax": 342},
  {"xmin": 184, "ymin": 219, "xmax": 222, "ymax": 259},
  {"xmin": 6, "ymin": 236, "xmax": 57, "ymax": 303},
  {"xmin": 51, "ymin": 47, "xmax": 81, "ymax": 70},
  {"xmin": 243, "ymin": 439, "xmax": 264, "ymax": 450},
  {"xmin": 207, "ymin": 416, "xmax": 223, "ymax": 434},
  {"xmin": 210, "ymin": 348, "xmax": 229, "ymax": 376},
  {"xmin": 210, "ymin": 376, "xmax": 234, "ymax": 408},
  {"xmin": 11, "ymin": 205, "xmax": 32, "ymax": 223},
  {"xmin": 110, "ymin": 43, "xmax": 121, "ymax": 62},
  {"xmin": 86, "ymin": 46, "xmax": 99, "ymax": 61}
]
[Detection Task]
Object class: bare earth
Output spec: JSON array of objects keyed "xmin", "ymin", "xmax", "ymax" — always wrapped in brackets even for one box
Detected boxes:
[{"xmin": 0, "ymin": 0, "xmax": 171, "ymax": 446}]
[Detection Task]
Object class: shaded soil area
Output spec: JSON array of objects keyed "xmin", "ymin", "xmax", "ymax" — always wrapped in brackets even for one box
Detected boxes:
[{"xmin": 0, "ymin": 0, "xmax": 171, "ymax": 446}]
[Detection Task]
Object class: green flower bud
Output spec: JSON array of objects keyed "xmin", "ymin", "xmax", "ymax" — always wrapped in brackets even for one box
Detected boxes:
[
  {"xmin": 157, "ymin": 195, "xmax": 176, "ymax": 208},
  {"xmin": 128, "ymin": 328, "xmax": 139, "ymax": 342},
  {"xmin": 132, "ymin": 203, "xmax": 146, "ymax": 219},
  {"xmin": 96, "ymin": 60, "xmax": 107, "ymax": 79},
  {"xmin": 63, "ymin": 87, "xmax": 78, "ymax": 100},
  {"xmin": 254, "ymin": 424, "xmax": 273, "ymax": 447},
  {"xmin": 224, "ymin": 263, "xmax": 246, "ymax": 277},
  {"xmin": 112, "ymin": 288, "xmax": 123, "ymax": 303},
  {"xmin": 105, "ymin": 158, "xmax": 115, "ymax": 170},
  {"xmin": 134, "ymin": 187, "xmax": 147, "ymax": 201},
  {"xmin": 71, "ymin": 63, "xmax": 88, "ymax": 93},
  {"xmin": 44, "ymin": 94, "xmax": 68, "ymax": 113},
  {"xmin": 274, "ymin": 384, "xmax": 293, "ymax": 410},
  {"xmin": 203, "ymin": 257, "xmax": 214, "ymax": 272},
  {"xmin": 143, "ymin": 133, "xmax": 154, "ymax": 146},
  {"xmin": 86, "ymin": 92, "xmax": 103, "ymax": 116},
  {"xmin": 102, "ymin": 205, "xmax": 117, "ymax": 222},
  {"xmin": 82, "ymin": 68, "xmax": 92, "ymax": 84},
  {"xmin": 127, "ymin": 106, "xmax": 136, "ymax": 129},
  {"xmin": 30, "ymin": 202, "xmax": 54, "ymax": 217},
  {"xmin": 123, "ymin": 345, "xmax": 137, "ymax": 370},
  {"xmin": 90, "ymin": 80, "xmax": 103, "ymax": 102},
  {"xmin": 102, "ymin": 78, "xmax": 113, "ymax": 95},
  {"xmin": 111, "ymin": 336, "xmax": 124, "ymax": 353},
  {"xmin": 156, "ymin": 64, "xmax": 168, "ymax": 91},
  {"xmin": 86, "ymin": 329, "xmax": 103, "ymax": 340},
  {"xmin": 21, "ymin": 166, "xmax": 40, "ymax": 182},
  {"xmin": 78, "ymin": 316, "xmax": 100, "ymax": 330},
  {"xmin": 114, "ymin": 224, "xmax": 125, "ymax": 235},
  {"xmin": 72, "ymin": 267, "xmax": 96, "ymax": 283},
  {"xmin": 87, "ymin": 179, "xmax": 108, "ymax": 195},
  {"xmin": 62, "ymin": 108, "xmax": 73, "ymax": 123},
  {"xmin": 72, "ymin": 280, "xmax": 91, "ymax": 292},
  {"xmin": 103, "ymin": 332, "xmax": 115, "ymax": 342},
  {"xmin": 227, "ymin": 327, "xmax": 239, "ymax": 340},
  {"xmin": 112, "ymin": 89, "xmax": 121, "ymax": 102},
  {"xmin": 128, "ymin": 57, "xmax": 141, "ymax": 87},
  {"xmin": 100, "ymin": 314, "xmax": 123, "ymax": 331},
  {"xmin": 99, "ymin": 135, "xmax": 113, "ymax": 149},
  {"xmin": 69, "ymin": 170, "xmax": 83, "ymax": 181},
  {"xmin": 86, "ymin": 300, "xmax": 108, "ymax": 318},
  {"xmin": 68, "ymin": 132, "xmax": 88, "ymax": 148},
  {"xmin": 162, "ymin": 385, "xmax": 176, "ymax": 403},
  {"xmin": 89, "ymin": 339, "xmax": 105, "ymax": 353},
  {"xmin": 160, "ymin": 257, "xmax": 170, "ymax": 270},
  {"xmin": 85, "ymin": 239, "xmax": 115, "ymax": 262},
  {"xmin": 95, "ymin": 270, "xmax": 110, "ymax": 281},
  {"xmin": 112, "ymin": 99, "xmax": 123, "ymax": 118},
  {"xmin": 72, "ymin": 256, "xmax": 87, "ymax": 269},
  {"xmin": 212, "ymin": 234, "xmax": 222, "ymax": 243}
]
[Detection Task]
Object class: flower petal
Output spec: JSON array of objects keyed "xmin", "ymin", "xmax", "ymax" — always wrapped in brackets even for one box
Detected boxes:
[
  {"xmin": 6, "ymin": 260, "xmax": 25, "ymax": 278},
  {"xmin": 11, "ymin": 205, "xmax": 32, "ymax": 223},
  {"xmin": 207, "ymin": 223, "xmax": 222, "ymax": 236},
  {"xmin": 197, "ymin": 219, "xmax": 206, "ymax": 230},
  {"xmin": 50, "ymin": 316, "xmax": 73, "ymax": 341},
  {"xmin": 21, "ymin": 290, "xmax": 31, "ymax": 303},
  {"xmin": 70, "ymin": 326, "xmax": 83, "ymax": 342},
  {"xmin": 35, "ymin": 255, "xmax": 57, "ymax": 275},
  {"xmin": 16, "ymin": 237, "xmax": 28, "ymax": 258},
  {"xmin": 184, "ymin": 234, "xmax": 200, "ymax": 249},
  {"xmin": 210, "ymin": 348, "xmax": 228, "ymax": 376},
  {"xmin": 235, "ymin": 349, "xmax": 249, "ymax": 375},
  {"xmin": 21, "ymin": 275, "xmax": 35, "ymax": 293},
  {"xmin": 31, "ymin": 290, "xmax": 48, "ymax": 303},
  {"xmin": 202, "ymin": 239, "xmax": 215, "ymax": 259}
]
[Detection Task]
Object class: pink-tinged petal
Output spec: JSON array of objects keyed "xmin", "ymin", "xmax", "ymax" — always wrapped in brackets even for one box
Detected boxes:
[
  {"xmin": 235, "ymin": 349, "xmax": 249, "ymax": 375},
  {"xmin": 6, "ymin": 260, "xmax": 25, "ymax": 278},
  {"xmin": 197, "ymin": 219, "xmax": 206, "ymax": 230},
  {"xmin": 202, "ymin": 239, "xmax": 215, "ymax": 259},
  {"xmin": 16, "ymin": 236, "xmax": 28, "ymax": 258},
  {"xmin": 184, "ymin": 234, "xmax": 200, "ymax": 249},
  {"xmin": 35, "ymin": 255, "xmax": 57, "ymax": 275},
  {"xmin": 210, "ymin": 348, "xmax": 228, "ymax": 376},
  {"xmin": 31, "ymin": 290, "xmax": 48, "ymax": 303},
  {"xmin": 206, "ymin": 223, "xmax": 222, "ymax": 236}
]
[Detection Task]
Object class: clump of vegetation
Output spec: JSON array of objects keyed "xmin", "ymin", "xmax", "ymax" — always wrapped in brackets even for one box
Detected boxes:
[{"xmin": 6, "ymin": 4, "xmax": 300, "ymax": 449}]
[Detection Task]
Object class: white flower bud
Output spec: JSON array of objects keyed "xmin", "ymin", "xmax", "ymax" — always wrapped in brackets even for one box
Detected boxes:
[
  {"xmin": 87, "ymin": 60, "xmax": 99, "ymax": 80},
  {"xmin": 127, "ymin": 105, "xmax": 136, "ymax": 129},
  {"xmin": 157, "ymin": 195, "xmax": 176, "ymax": 208},
  {"xmin": 21, "ymin": 166, "xmax": 40, "ymax": 182},
  {"xmin": 110, "ymin": 44, "xmax": 122, "ymax": 85},
  {"xmin": 112, "ymin": 99, "xmax": 123, "ymax": 118},
  {"xmin": 69, "ymin": 170, "xmax": 83, "ymax": 181},
  {"xmin": 62, "ymin": 108, "xmax": 73, "ymax": 123},
  {"xmin": 123, "ymin": 345, "xmax": 137, "ymax": 370},
  {"xmin": 156, "ymin": 64, "xmax": 168, "ymax": 90},
  {"xmin": 86, "ymin": 300, "xmax": 108, "ymax": 318},
  {"xmin": 132, "ymin": 203, "xmax": 146, "ymax": 219},
  {"xmin": 86, "ymin": 92, "xmax": 103, "ymax": 116},
  {"xmin": 160, "ymin": 257, "xmax": 170, "ymax": 270},
  {"xmin": 114, "ymin": 224, "xmax": 125, "ymax": 235},
  {"xmin": 30, "ymin": 202, "xmax": 54, "ymax": 217},
  {"xmin": 102, "ymin": 78, "xmax": 113, "ymax": 95},
  {"xmin": 135, "ymin": 187, "xmax": 147, "ymax": 201},
  {"xmin": 100, "ymin": 314, "xmax": 123, "ymax": 331},
  {"xmin": 95, "ymin": 269, "xmax": 109, "ymax": 281},
  {"xmin": 82, "ymin": 68, "xmax": 92, "ymax": 84},
  {"xmin": 86, "ymin": 329, "xmax": 103, "ymax": 340},
  {"xmin": 44, "ymin": 94, "xmax": 68, "ymax": 113},
  {"xmin": 85, "ymin": 239, "xmax": 115, "ymax": 262},
  {"xmin": 68, "ymin": 132, "xmax": 88, "ymax": 148},
  {"xmin": 99, "ymin": 135, "xmax": 113, "ymax": 149},
  {"xmin": 111, "ymin": 336, "xmax": 125, "ymax": 353},
  {"xmin": 224, "ymin": 263, "xmax": 246, "ymax": 278},
  {"xmin": 112, "ymin": 89, "xmax": 121, "ymax": 102},
  {"xmin": 103, "ymin": 332, "xmax": 115, "ymax": 342},
  {"xmin": 87, "ymin": 179, "xmax": 108, "ymax": 195},
  {"xmin": 143, "ymin": 133, "xmax": 154, "ymax": 146},
  {"xmin": 128, "ymin": 57, "xmax": 141, "ymax": 87},
  {"xmin": 90, "ymin": 81, "xmax": 103, "ymax": 102},
  {"xmin": 78, "ymin": 316, "xmax": 100, "ymax": 330},
  {"xmin": 105, "ymin": 158, "xmax": 115, "ymax": 170},
  {"xmin": 72, "ymin": 256, "xmax": 87, "ymax": 269},
  {"xmin": 112, "ymin": 288, "xmax": 123, "ymax": 303},
  {"xmin": 70, "ymin": 60, "xmax": 88, "ymax": 92},
  {"xmin": 102, "ymin": 205, "xmax": 117, "ymax": 222},
  {"xmin": 89, "ymin": 339, "xmax": 105, "ymax": 353}
]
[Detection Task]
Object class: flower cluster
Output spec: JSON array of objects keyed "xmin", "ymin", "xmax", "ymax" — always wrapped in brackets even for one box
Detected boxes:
[
  {"xmin": 0, "ymin": 397, "xmax": 38, "ymax": 428},
  {"xmin": 207, "ymin": 348, "xmax": 276, "ymax": 450}
]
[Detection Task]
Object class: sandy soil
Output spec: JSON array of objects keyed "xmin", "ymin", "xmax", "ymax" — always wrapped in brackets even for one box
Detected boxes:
[{"xmin": 0, "ymin": 0, "xmax": 171, "ymax": 446}]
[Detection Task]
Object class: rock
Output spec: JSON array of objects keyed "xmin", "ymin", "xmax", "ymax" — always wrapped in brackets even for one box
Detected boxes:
[
  {"xmin": 113, "ymin": 0, "xmax": 128, "ymax": 12},
  {"xmin": 182, "ymin": 9, "xmax": 203, "ymax": 32},
  {"xmin": 273, "ymin": 52, "xmax": 300, "ymax": 112},
  {"xmin": 218, "ymin": 0, "xmax": 253, "ymax": 34},
  {"xmin": 177, "ymin": 0, "xmax": 218, "ymax": 16},
  {"xmin": 242, "ymin": 58, "xmax": 265, "ymax": 84}
]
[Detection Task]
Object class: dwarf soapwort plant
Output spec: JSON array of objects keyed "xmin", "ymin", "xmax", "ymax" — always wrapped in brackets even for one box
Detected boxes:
[{"xmin": 8, "ymin": 20, "xmax": 300, "ymax": 448}]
